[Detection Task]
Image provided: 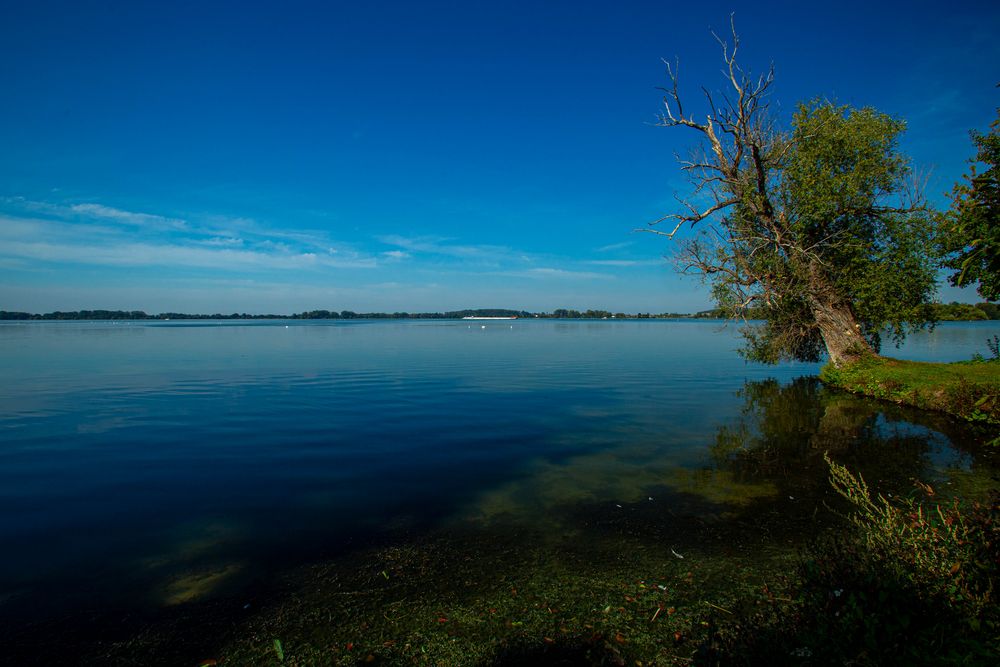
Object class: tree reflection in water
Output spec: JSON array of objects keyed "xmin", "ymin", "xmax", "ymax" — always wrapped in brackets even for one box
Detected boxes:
[{"xmin": 710, "ymin": 377, "xmax": 986, "ymax": 507}]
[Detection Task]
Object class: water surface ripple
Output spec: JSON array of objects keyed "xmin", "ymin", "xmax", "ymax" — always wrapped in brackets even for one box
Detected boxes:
[{"xmin": 0, "ymin": 319, "xmax": 996, "ymax": 623}]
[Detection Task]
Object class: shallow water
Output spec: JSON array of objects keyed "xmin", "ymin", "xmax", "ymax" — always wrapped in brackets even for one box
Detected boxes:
[{"xmin": 0, "ymin": 319, "xmax": 997, "ymax": 655}]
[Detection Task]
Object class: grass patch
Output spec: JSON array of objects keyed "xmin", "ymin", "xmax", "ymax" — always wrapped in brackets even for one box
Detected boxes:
[{"xmin": 820, "ymin": 355, "xmax": 1000, "ymax": 427}]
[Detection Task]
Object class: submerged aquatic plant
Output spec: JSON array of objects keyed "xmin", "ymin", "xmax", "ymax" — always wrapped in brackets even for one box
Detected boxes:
[{"xmin": 273, "ymin": 638, "xmax": 284, "ymax": 662}]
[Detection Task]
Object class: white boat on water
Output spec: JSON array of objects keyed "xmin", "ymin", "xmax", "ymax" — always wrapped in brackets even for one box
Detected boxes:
[{"xmin": 461, "ymin": 316, "xmax": 517, "ymax": 320}]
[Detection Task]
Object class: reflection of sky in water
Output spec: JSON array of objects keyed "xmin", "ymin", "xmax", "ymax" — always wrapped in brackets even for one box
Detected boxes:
[
  {"xmin": 0, "ymin": 319, "xmax": 994, "ymax": 612},
  {"xmin": 873, "ymin": 415, "xmax": 973, "ymax": 471},
  {"xmin": 893, "ymin": 320, "xmax": 1000, "ymax": 363}
]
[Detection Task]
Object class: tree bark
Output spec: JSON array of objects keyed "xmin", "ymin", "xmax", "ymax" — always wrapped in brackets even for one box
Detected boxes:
[
  {"xmin": 812, "ymin": 298, "xmax": 872, "ymax": 366},
  {"xmin": 805, "ymin": 260, "xmax": 873, "ymax": 366}
]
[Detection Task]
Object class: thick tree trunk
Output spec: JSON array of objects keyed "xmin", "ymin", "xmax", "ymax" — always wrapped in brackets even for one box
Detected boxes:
[
  {"xmin": 806, "ymin": 260, "xmax": 873, "ymax": 366},
  {"xmin": 812, "ymin": 298, "xmax": 872, "ymax": 367}
]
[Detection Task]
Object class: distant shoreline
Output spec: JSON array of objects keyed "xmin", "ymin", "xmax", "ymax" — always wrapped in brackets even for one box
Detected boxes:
[
  {"xmin": 2, "ymin": 302, "xmax": 995, "ymax": 322},
  {"xmin": 0, "ymin": 308, "xmax": 725, "ymax": 321}
]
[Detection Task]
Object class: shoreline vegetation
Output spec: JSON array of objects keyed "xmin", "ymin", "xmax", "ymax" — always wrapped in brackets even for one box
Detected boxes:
[
  {"xmin": 1, "ymin": 301, "xmax": 997, "ymax": 321},
  {"xmin": 820, "ymin": 352, "xmax": 1000, "ymax": 428}
]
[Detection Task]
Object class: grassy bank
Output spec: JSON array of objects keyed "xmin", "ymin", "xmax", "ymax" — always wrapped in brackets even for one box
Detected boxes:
[{"xmin": 820, "ymin": 355, "xmax": 1000, "ymax": 427}]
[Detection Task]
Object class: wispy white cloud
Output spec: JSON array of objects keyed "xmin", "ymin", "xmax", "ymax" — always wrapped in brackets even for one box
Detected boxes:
[
  {"xmin": 1, "ymin": 197, "xmax": 70, "ymax": 218},
  {"xmin": 1, "ymin": 197, "xmax": 192, "ymax": 231},
  {"xmin": 595, "ymin": 240, "xmax": 634, "ymax": 252},
  {"xmin": 0, "ymin": 238, "xmax": 376, "ymax": 271},
  {"xmin": 262, "ymin": 228, "xmax": 343, "ymax": 251},
  {"xmin": 0, "ymin": 215, "xmax": 48, "ymax": 238},
  {"xmin": 586, "ymin": 259, "xmax": 662, "ymax": 267},
  {"xmin": 69, "ymin": 203, "xmax": 188, "ymax": 229},
  {"xmin": 0, "ymin": 211, "xmax": 376, "ymax": 272},
  {"xmin": 0, "ymin": 257, "xmax": 32, "ymax": 270},
  {"xmin": 506, "ymin": 267, "xmax": 611, "ymax": 280},
  {"xmin": 199, "ymin": 236, "xmax": 245, "ymax": 247},
  {"xmin": 0, "ymin": 198, "xmax": 663, "ymax": 311},
  {"xmin": 2, "ymin": 198, "xmax": 366, "ymax": 259},
  {"xmin": 379, "ymin": 234, "xmax": 520, "ymax": 263},
  {"xmin": 380, "ymin": 234, "xmax": 624, "ymax": 281}
]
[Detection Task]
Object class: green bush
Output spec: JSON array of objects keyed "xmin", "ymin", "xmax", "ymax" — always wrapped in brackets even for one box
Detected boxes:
[
  {"xmin": 826, "ymin": 456, "xmax": 998, "ymax": 622},
  {"xmin": 695, "ymin": 458, "xmax": 1000, "ymax": 666}
]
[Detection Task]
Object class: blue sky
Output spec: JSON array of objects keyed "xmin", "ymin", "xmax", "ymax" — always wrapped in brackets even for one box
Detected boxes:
[{"xmin": 1, "ymin": 0, "xmax": 997, "ymax": 314}]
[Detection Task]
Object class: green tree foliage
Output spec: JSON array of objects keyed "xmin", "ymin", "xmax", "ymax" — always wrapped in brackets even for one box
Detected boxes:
[
  {"xmin": 978, "ymin": 301, "xmax": 1000, "ymax": 319},
  {"xmin": 943, "ymin": 108, "xmax": 1000, "ymax": 301},
  {"xmin": 648, "ymin": 26, "xmax": 938, "ymax": 365},
  {"xmin": 922, "ymin": 302, "xmax": 989, "ymax": 321}
]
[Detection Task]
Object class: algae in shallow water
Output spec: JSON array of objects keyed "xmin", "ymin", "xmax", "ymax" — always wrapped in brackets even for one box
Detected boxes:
[
  {"xmin": 663, "ymin": 468, "xmax": 778, "ymax": 509},
  {"xmin": 160, "ymin": 563, "xmax": 244, "ymax": 606}
]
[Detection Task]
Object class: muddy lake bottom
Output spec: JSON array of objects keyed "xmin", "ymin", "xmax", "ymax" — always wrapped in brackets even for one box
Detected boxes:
[{"xmin": 1, "ymin": 320, "xmax": 998, "ymax": 664}]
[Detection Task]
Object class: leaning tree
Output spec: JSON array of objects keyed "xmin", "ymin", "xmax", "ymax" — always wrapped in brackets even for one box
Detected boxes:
[{"xmin": 646, "ymin": 22, "xmax": 938, "ymax": 366}]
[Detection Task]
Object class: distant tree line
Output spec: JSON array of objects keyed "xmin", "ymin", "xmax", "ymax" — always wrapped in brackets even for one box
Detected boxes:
[
  {"xmin": 0, "ymin": 310, "xmax": 285, "ymax": 320},
  {"xmin": 2, "ymin": 305, "xmax": 995, "ymax": 322},
  {"xmin": 301, "ymin": 309, "xmax": 536, "ymax": 319},
  {"xmin": 919, "ymin": 302, "xmax": 1000, "ymax": 321},
  {"xmin": 0, "ymin": 307, "xmax": 742, "ymax": 321}
]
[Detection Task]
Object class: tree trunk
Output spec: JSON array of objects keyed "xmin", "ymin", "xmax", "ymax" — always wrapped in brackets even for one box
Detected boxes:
[
  {"xmin": 805, "ymin": 260, "xmax": 873, "ymax": 366},
  {"xmin": 812, "ymin": 298, "xmax": 873, "ymax": 367}
]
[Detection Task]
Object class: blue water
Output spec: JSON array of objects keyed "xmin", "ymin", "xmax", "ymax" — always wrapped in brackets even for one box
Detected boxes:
[{"xmin": 0, "ymin": 319, "xmax": 996, "ymax": 617}]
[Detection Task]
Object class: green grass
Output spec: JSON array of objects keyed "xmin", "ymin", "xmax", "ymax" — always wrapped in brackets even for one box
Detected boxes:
[{"xmin": 820, "ymin": 356, "xmax": 1000, "ymax": 426}]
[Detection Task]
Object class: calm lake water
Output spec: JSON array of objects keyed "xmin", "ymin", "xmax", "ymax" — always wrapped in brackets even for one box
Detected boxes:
[{"xmin": 1, "ymin": 319, "xmax": 998, "ymax": 658}]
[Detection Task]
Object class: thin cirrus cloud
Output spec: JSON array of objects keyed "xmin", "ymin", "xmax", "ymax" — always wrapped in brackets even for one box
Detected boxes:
[
  {"xmin": 0, "ymin": 199, "xmax": 377, "ymax": 273},
  {"xmin": 586, "ymin": 259, "xmax": 663, "ymax": 267},
  {"xmin": 69, "ymin": 203, "xmax": 188, "ymax": 229},
  {"xmin": 378, "ymin": 234, "xmax": 522, "ymax": 263},
  {"xmin": 595, "ymin": 241, "xmax": 635, "ymax": 252},
  {"xmin": 506, "ymin": 267, "xmax": 611, "ymax": 280},
  {"xmin": 380, "ymin": 234, "xmax": 619, "ymax": 280},
  {"xmin": 1, "ymin": 199, "xmax": 644, "ymax": 302},
  {"xmin": 199, "ymin": 236, "xmax": 246, "ymax": 247},
  {"xmin": 7, "ymin": 197, "xmax": 355, "ymax": 250},
  {"xmin": 1, "ymin": 237, "xmax": 376, "ymax": 271},
  {"xmin": 4, "ymin": 197, "xmax": 187, "ymax": 231}
]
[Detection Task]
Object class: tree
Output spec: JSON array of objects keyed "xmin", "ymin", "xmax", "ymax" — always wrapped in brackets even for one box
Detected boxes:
[
  {"xmin": 942, "ymin": 107, "xmax": 1000, "ymax": 302},
  {"xmin": 645, "ymin": 22, "xmax": 938, "ymax": 366}
]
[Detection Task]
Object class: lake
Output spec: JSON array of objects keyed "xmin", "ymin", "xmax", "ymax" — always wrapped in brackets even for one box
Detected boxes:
[{"xmin": 1, "ymin": 319, "xmax": 997, "ymax": 663}]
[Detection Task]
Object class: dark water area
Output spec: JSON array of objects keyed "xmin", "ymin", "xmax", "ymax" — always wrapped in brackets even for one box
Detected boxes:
[{"xmin": 1, "ymin": 319, "xmax": 998, "ymax": 662}]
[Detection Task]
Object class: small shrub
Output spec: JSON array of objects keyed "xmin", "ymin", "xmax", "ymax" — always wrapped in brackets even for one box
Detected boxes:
[
  {"xmin": 941, "ymin": 379, "xmax": 999, "ymax": 421},
  {"xmin": 695, "ymin": 458, "xmax": 1000, "ymax": 666},
  {"xmin": 826, "ymin": 454, "xmax": 998, "ymax": 619},
  {"xmin": 879, "ymin": 378, "xmax": 904, "ymax": 395}
]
